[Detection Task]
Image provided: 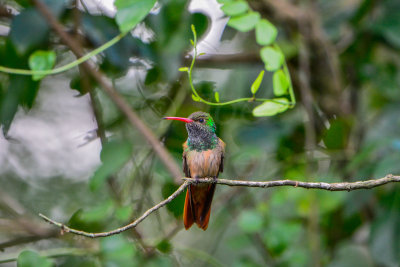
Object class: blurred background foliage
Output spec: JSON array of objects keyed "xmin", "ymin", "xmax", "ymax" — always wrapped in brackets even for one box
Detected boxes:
[{"xmin": 0, "ymin": 0, "xmax": 400, "ymax": 266}]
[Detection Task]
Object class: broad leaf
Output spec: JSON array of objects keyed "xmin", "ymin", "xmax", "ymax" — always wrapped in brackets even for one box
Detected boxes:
[
  {"xmin": 260, "ymin": 46, "xmax": 284, "ymax": 71},
  {"xmin": 227, "ymin": 12, "xmax": 260, "ymax": 32},
  {"xmin": 9, "ymin": 1, "xmax": 65, "ymax": 56},
  {"xmin": 115, "ymin": 0, "xmax": 156, "ymax": 33},
  {"xmin": 29, "ymin": 50, "xmax": 56, "ymax": 81},
  {"xmin": 256, "ymin": 19, "xmax": 278, "ymax": 46},
  {"xmin": 252, "ymin": 98, "xmax": 289, "ymax": 117},
  {"xmin": 17, "ymin": 250, "xmax": 53, "ymax": 267},
  {"xmin": 221, "ymin": 1, "xmax": 249, "ymax": 17},
  {"xmin": 273, "ymin": 69, "xmax": 289, "ymax": 96}
]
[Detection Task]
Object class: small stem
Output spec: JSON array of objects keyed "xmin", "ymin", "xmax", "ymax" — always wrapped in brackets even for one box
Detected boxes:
[
  {"xmin": 186, "ymin": 25, "xmax": 295, "ymax": 107},
  {"xmin": 275, "ymin": 44, "xmax": 296, "ymax": 108},
  {"xmin": 0, "ymin": 32, "xmax": 126, "ymax": 76}
]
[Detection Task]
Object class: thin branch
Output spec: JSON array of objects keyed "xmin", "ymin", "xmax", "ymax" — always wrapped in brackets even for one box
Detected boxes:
[
  {"xmin": 32, "ymin": 0, "xmax": 182, "ymax": 181},
  {"xmin": 39, "ymin": 181, "xmax": 190, "ymax": 238},
  {"xmin": 184, "ymin": 174, "xmax": 400, "ymax": 191},
  {"xmin": 39, "ymin": 175, "xmax": 399, "ymax": 238}
]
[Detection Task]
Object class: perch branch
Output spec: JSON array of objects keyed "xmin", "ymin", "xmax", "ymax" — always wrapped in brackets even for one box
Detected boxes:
[
  {"xmin": 183, "ymin": 174, "xmax": 400, "ymax": 191},
  {"xmin": 39, "ymin": 174, "xmax": 399, "ymax": 238},
  {"xmin": 39, "ymin": 181, "xmax": 190, "ymax": 238}
]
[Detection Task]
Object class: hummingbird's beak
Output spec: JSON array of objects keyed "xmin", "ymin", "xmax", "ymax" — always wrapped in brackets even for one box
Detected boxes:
[{"xmin": 163, "ymin": 117, "xmax": 194, "ymax": 123}]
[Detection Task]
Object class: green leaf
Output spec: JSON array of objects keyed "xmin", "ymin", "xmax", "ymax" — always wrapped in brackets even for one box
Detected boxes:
[
  {"xmin": 9, "ymin": 1, "xmax": 65, "ymax": 56},
  {"xmin": 273, "ymin": 69, "xmax": 289, "ymax": 96},
  {"xmin": 322, "ymin": 119, "xmax": 350, "ymax": 150},
  {"xmin": 144, "ymin": 67, "xmax": 160, "ymax": 85},
  {"xmin": 0, "ymin": 75, "xmax": 39, "ymax": 135},
  {"xmin": 161, "ymin": 182, "xmax": 185, "ymax": 218},
  {"xmin": 255, "ymin": 19, "xmax": 278, "ymax": 46},
  {"xmin": 90, "ymin": 140, "xmax": 132, "ymax": 191},
  {"xmin": 215, "ymin": 91, "xmax": 220, "ymax": 102},
  {"xmin": 238, "ymin": 210, "xmax": 263, "ymax": 233},
  {"xmin": 252, "ymin": 98, "xmax": 289, "ymax": 117},
  {"xmin": 81, "ymin": 14, "xmax": 136, "ymax": 71},
  {"xmin": 251, "ymin": 70, "xmax": 264, "ymax": 95},
  {"xmin": 79, "ymin": 200, "xmax": 114, "ymax": 223},
  {"xmin": 260, "ymin": 46, "xmax": 284, "ymax": 71},
  {"xmin": 227, "ymin": 12, "xmax": 260, "ymax": 32},
  {"xmin": 115, "ymin": 0, "xmax": 156, "ymax": 33},
  {"xmin": 192, "ymin": 94, "xmax": 200, "ymax": 102},
  {"xmin": 156, "ymin": 239, "xmax": 172, "ymax": 253},
  {"xmin": 115, "ymin": 205, "xmax": 133, "ymax": 222},
  {"xmin": 28, "ymin": 50, "xmax": 56, "ymax": 81},
  {"xmin": 221, "ymin": 1, "xmax": 249, "ymax": 16},
  {"xmin": 191, "ymin": 24, "xmax": 197, "ymax": 37},
  {"xmin": 179, "ymin": 67, "xmax": 189, "ymax": 72},
  {"xmin": 17, "ymin": 250, "xmax": 53, "ymax": 267}
]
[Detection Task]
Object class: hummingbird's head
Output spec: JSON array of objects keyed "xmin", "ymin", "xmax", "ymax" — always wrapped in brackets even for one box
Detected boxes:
[
  {"xmin": 164, "ymin": 111, "xmax": 218, "ymax": 151},
  {"xmin": 187, "ymin": 111, "xmax": 216, "ymax": 135}
]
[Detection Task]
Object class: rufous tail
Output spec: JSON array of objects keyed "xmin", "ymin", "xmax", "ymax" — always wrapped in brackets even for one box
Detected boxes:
[{"xmin": 183, "ymin": 184, "xmax": 216, "ymax": 230}]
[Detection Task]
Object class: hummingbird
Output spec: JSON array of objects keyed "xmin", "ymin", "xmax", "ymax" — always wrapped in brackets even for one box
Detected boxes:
[{"xmin": 164, "ymin": 111, "xmax": 225, "ymax": 230}]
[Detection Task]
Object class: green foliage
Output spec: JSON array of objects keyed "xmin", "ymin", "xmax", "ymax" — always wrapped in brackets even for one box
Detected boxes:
[
  {"xmin": 252, "ymin": 98, "xmax": 289, "ymax": 116},
  {"xmin": 221, "ymin": 1, "xmax": 249, "ymax": 17},
  {"xmin": 255, "ymin": 19, "xmax": 277, "ymax": 46},
  {"xmin": 115, "ymin": 0, "xmax": 157, "ymax": 33},
  {"xmin": 250, "ymin": 70, "xmax": 264, "ymax": 95},
  {"xmin": 81, "ymin": 14, "xmax": 138, "ymax": 72},
  {"xmin": 28, "ymin": 50, "xmax": 56, "ymax": 81},
  {"xmin": 9, "ymin": 1, "xmax": 65, "ymax": 55},
  {"xmin": 214, "ymin": 91, "xmax": 220, "ymax": 102},
  {"xmin": 179, "ymin": 25, "xmax": 294, "ymax": 115},
  {"xmin": 161, "ymin": 181, "xmax": 185, "ymax": 218},
  {"xmin": 323, "ymin": 119, "xmax": 350, "ymax": 150},
  {"xmin": 90, "ymin": 140, "xmax": 132, "ymax": 191},
  {"xmin": 17, "ymin": 250, "xmax": 53, "ymax": 267},
  {"xmin": 156, "ymin": 239, "xmax": 172, "ymax": 253},
  {"xmin": 0, "ymin": 75, "xmax": 39, "ymax": 134},
  {"xmin": 273, "ymin": 69, "xmax": 289, "ymax": 96},
  {"xmin": 260, "ymin": 46, "xmax": 284, "ymax": 71},
  {"xmin": 227, "ymin": 12, "xmax": 260, "ymax": 32}
]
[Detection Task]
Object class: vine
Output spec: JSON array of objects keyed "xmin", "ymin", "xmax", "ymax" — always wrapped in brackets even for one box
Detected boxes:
[{"xmin": 179, "ymin": 0, "xmax": 297, "ymax": 117}]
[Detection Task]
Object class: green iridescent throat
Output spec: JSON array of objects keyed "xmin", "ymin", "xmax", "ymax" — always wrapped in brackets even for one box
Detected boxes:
[{"xmin": 187, "ymin": 135, "xmax": 218, "ymax": 152}]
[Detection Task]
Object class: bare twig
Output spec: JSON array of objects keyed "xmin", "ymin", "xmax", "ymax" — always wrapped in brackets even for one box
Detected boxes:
[
  {"xmin": 39, "ymin": 181, "xmax": 190, "ymax": 238},
  {"xmin": 39, "ymin": 175, "xmax": 399, "ymax": 238},
  {"xmin": 32, "ymin": 0, "xmax": 182, "ymax": 181},
  {"xmin": 183, "ymin": 174, "xmax": 400, "ymax": 191}
]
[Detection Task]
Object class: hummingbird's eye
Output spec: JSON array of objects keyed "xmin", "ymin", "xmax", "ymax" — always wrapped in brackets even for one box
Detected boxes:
[{"xmin": 199, "ymin": 118, "xmax": 204, "ymax": 123}]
